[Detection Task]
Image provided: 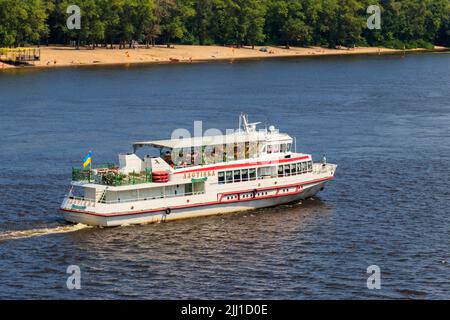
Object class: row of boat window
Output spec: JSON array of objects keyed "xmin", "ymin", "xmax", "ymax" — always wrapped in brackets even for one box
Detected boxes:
[
  {"xmin": 218, "ymin": 161, "xmax": 313, "ymax": 184},
  {"xmin": 264, "ymin": 143, "xmax": 292, "ymax": 154},
  {"xmin": 218, "ymin": 168, "xmax": 257, "ymax": 184},
  {"xmin": 278, "ymin": 161, "xmax": 313, "ymax": 177},
  {"xmin": 225, "ymin": 191, "xmax": 270, "ymax": 200}
]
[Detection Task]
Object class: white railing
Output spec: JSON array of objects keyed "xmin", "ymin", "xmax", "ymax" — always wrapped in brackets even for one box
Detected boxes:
[
  {"xmin": 66, "ymin": 196, "xmax": 96, "ymax": 206},
  {"xmin": 100, "ymin": 191, "xmax": 205, "ymax": 204},
  {"xmin": 68, "ymin": 191, "xmax": 205, "ymax": 205},
  {"xmin": 67, "ymin": 195, "xmax": 93, "ymax": 202},
  {"xmin": 313, "ymin": 163, "xmax": 336, "ymax": 174}
]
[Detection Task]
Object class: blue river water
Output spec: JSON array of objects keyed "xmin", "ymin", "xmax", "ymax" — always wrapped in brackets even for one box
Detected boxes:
[{"xmin": 0, "ymin": 52, "xmax": 449, "ymax": 299}]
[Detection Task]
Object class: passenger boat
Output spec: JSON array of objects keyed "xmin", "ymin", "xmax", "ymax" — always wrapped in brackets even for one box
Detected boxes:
[{"xmin": 61, "ymin": 115, "xmax": 337, "ymax": 227}]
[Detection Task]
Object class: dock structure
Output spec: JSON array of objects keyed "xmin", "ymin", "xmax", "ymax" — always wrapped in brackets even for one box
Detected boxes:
[{"xmin": 0, "ymin": 48, "xmax": 40, "ymax": 65}]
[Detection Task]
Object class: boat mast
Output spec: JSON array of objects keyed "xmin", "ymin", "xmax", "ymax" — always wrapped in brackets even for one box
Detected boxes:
[{"xmin": 240, "ymin": 113, "xmax": 260, "ymax": 134}]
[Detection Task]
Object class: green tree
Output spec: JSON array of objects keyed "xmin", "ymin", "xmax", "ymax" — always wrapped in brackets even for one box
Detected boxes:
[
  {"xmin": 113, "ymin": 0, "xmax": 155, "ymax": 48},
  {"xmin": 0, "ymin": 0, "xmax": 48, "ymax": 47},
  {"xmin": 436, "ymin": 4, "xmax": 450, "ymax": 46},
  {"xmin": 316, "ymin": 0, "xmax": 365, "ymax": 48},
  {"xmin": 211, "ymin": 0, "xmax": 266, "ymax": 46},
  {"xmin": 424, "ymin": 0, "xmax": 449, "ymax": 42},
  {"xmin": 101, "ymin": 0, "xmax": 122, "ymax": 48},
  {"xmin": 156, "ymin": 0, "xmax": 194, "ymax": 47},
  {"xmin": 376, "ymin": 0, "xmax": 450, "ymax": 48},
  {"xmin": 46, "ymin": 0, "xmax": 68, "ymax": 45},
  {"xmin": 337, "ymin": 0, "xmax": 366, "ymax": 47},
  {"xmin": 210, "ymin": 0, "xmax": 238, "ymax": 45},
  {"xmin": 266, "ymin": 0, "xmax": 312, "ymax": 48},
  {"xmin": 59, "ymin": 0, "xmax": 105, "ymax": 49},
  {"xmin": 243, "ymin": 0, "xmax": 266, "ymax": 48},
  {"xmin": 4, "ymin": 0, "xmax": 450, "ymax": 50},
  {"xmin": 191, "ymin": 0, "xmax": 214, "ymax": 44}
]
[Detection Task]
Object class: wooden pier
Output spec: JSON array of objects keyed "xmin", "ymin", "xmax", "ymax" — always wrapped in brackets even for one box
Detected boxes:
[{"xmin": 0, "ymin": 48, "xmax": 40, "ymax": 65}]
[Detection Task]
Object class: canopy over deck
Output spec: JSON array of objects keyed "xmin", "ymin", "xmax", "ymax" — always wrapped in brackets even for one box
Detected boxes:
[{"xmin": 133, "ymin": 131, "xmax": 292, "ymax": 151}]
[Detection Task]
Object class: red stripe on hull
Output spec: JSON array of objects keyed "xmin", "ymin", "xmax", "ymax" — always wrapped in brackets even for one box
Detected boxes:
[{"xmin": 219, "ymin": 181, "xmax": 308, "ymax": 196}]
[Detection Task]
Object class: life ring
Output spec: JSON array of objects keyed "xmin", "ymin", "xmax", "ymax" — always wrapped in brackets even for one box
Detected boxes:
[
  {"xmin": 165, "ymin": 208, "xmax": 171, "ymax": 215},
  {"xmin": 152, "ymin": 170, "xmax": 169, "ymax": 176},
  {"xmin": 152, "ymin": 170, "xmax": 170, "ymax": 183},
  {"xmin": 152, "ymin": 176, "xmax": 169, "ymax": 180}
]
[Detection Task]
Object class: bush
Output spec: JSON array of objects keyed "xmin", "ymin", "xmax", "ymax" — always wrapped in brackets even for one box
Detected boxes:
[
  {"xmin": 180, "ymin": 35, "xmax": 198, "ymax": 45},
  {"xmin": 414, "ymin": 40, "xmax": 434, "ymax": 50},
  {"xmin": 383, "ymin": 39, "xmax": 406, "ymax": 49},
  {"xmin": 384, "ymin": 39, "xmax": 435, "ymax": 50}
]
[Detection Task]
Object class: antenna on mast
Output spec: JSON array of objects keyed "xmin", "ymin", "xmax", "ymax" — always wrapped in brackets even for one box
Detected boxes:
[
  {"xmin": 240, "ymin": 113, "xmax": 260, "ymax": 133},
  {"xmin": 239, "ymin": 113, "xmax": 242, "ymax": 132}
]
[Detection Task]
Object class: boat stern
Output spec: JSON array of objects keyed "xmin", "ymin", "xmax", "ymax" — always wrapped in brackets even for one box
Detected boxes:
[{"xmin": 60, "ymin": 192, "xmax": 105, "ymax": 226}]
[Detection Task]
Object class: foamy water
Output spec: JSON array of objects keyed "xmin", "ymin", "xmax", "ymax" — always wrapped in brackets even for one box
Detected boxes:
[{"xmin": 0, "ymin": 224, "xmax": 90, "ymax": 241}]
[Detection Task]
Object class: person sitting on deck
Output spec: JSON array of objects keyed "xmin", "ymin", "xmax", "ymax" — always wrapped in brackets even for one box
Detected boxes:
[
  {"xmin": 192, "ymin": 150, "xmax": 201, "ymax": 165},
  {"xmin": 176, "ymin": 150, "xmax": 189, "ymax": 167},
  {"xmin": 163, "ymin": 150, "xmax": 175, "ymax": 167},
  {"xmin": 203, "ymin": 146, "xmax": 217, "ymax": 164}
]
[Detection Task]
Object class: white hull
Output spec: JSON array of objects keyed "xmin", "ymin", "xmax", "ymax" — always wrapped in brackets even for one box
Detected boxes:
[{"xmin": 62, "ymin": 181, "xmax": 328, "ymax": 227}]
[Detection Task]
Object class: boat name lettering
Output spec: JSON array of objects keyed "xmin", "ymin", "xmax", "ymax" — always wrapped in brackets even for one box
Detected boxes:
[
  {"xmin": 72, "ymin": 204, "xmax": 87, "ymax": 210},
  {"xmin": 183, "ymin": 171, "xmax": 215, "ymax": 179}
]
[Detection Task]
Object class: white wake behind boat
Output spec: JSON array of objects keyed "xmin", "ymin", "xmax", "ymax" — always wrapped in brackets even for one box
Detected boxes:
[{"xmin": 61, "ymin": 115, "xmax": 337, "ymax": 227}]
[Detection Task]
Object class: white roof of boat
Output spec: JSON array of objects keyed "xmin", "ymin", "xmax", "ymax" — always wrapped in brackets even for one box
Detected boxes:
[{"xmin": 134, "ymin": 131, "xmax": 292, "ymax": 149}]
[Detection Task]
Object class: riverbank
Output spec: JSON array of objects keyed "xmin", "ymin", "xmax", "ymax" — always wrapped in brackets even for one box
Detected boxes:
[{"xmin": 1, "ymin": 45, "xmax": 448, "ymax": 70}]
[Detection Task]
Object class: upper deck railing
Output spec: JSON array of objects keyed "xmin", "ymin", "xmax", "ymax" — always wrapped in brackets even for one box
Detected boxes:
[
  {"xmin": 72, "ymin": 164, "xmax": 152, "ymax": 186},
  {"xmin": 312, "ymin": 163, "xmax": 337, "ymax": 174},
  {"xmin": 72, "ymin": 157, "xmax": 330, "ymax": 187}
]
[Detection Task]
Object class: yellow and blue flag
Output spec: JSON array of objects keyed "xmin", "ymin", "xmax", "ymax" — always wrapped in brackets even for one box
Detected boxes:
[{"xmin": 82, "ymin": 150, "xmax": 92, "ymax": 168}]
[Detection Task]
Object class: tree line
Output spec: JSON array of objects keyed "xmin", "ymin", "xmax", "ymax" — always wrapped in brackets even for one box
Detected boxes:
[{"xmin": 1, "ymin": 0, "xmax": 449, "ymax": 49}]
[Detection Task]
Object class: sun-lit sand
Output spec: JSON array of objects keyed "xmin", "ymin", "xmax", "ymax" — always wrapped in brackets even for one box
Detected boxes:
[{"xmin": 1, "ymin": 45, "xmax": 447, "ymax": 70}]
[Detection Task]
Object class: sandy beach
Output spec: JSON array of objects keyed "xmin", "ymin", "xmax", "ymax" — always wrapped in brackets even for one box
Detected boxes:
[{"xmin": 1, "ymin": 45, "xmax": 448, "ymax": 70}]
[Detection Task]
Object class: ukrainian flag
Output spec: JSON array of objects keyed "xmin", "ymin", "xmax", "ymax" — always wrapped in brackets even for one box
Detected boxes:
[{"xmin": 82, "ymin": 151, "xmax": 92, "ymax": 168}]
